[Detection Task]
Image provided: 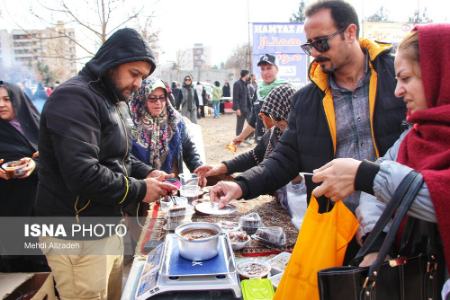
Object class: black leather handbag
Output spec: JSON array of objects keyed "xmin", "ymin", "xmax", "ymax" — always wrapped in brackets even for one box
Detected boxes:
[{"xmin": 318, "ymin": 171, "xmax": 445, "ymax": 300}]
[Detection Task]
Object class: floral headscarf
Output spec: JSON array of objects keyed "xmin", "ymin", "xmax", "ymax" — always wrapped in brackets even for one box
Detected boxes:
[{"xmin": 130, "ymin": 78, "xmax": 182, "ymax": 172}]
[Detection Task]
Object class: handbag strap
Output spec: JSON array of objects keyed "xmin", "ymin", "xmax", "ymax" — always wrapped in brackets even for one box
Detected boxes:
[
  {"xmin": 354, "ymin": 170, "xmax": 420, "ymax": 261},
  {"xmin": 364, "ymin": 171, "xmax": 424, "ymax": 286}
]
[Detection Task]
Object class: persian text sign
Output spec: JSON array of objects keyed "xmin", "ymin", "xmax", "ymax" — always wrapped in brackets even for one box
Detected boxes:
[{"xmin": 252, "ymin": 22, "xmax": 308, "ymax": 88}]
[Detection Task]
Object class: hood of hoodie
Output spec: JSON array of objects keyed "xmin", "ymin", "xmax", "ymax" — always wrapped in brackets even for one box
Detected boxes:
[{"xmin": 80, "ymin": 28, "xmax": 156, "ymax": 80}]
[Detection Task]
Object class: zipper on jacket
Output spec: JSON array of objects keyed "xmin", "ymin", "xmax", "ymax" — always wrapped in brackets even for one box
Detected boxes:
[
  {"xmin": 115, "ymin": 105, "xmax": 131, "ymax": 204},
  {"xmin": 115, "ymin": 105, "xmax": 129, "ymax": 177}
]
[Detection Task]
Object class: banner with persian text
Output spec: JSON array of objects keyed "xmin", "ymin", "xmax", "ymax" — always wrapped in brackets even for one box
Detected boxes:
[{"xmin": 252, "ymin": 22, "xmax": 308, "ymax": 88}]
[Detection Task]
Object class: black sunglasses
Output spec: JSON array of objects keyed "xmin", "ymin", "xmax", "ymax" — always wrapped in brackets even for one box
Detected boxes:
[{"xmin": 301, "ymin": 29, "xmax": 344, "ymax": 56}]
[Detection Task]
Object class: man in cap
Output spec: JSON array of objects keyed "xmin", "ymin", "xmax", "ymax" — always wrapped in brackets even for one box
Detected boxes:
[
  {"xmin": 35, "ymin": 28, "xmax": 177, "ymax": 299},
  {"xmin": 234, "ymin": 53, "xmax": 286, "ymax": 144}
]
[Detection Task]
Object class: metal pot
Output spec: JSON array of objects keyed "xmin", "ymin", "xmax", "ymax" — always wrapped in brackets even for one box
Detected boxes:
[{"xmin": 175, "ymin": 222, "xmax": 222, "ymax": 261}]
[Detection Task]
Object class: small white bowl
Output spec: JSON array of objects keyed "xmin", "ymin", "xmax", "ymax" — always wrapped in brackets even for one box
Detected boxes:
[{"xmin": 236, "ymin": 260, "xmax": 271, "ymax": 279}]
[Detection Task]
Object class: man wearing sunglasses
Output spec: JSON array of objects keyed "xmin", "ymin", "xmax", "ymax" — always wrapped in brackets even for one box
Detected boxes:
[{"xmin": 211, "ymin": 0, "xmax": 406, "ymax": 227}]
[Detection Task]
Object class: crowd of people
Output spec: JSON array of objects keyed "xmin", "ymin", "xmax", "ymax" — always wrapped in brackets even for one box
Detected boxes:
[{"xmin": 1, "ymin": 0, "xmax": 450, "ymax": 299}]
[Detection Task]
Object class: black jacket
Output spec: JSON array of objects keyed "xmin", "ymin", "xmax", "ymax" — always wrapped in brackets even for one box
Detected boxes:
[
  {"xmin": 232, "ymin": 79, "xmax": 251, "ymax": 114},
  {"xmin": 35, "ymin": 28, "xmax": 156, "ymax": 217},
  {"xmin": 0, "ymin": 82, "xmax": 40, "ymax": 216},
  {"xmin": 236, "ymin": 39, "xmax": 407, "ymax": 204},
  {"xmin": 222, "ymin": 83, "xmax": 231, "ymax": 97}
]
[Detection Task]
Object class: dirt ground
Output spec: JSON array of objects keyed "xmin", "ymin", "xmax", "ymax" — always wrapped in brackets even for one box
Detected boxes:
[{"xmin": 197, "ymin": 111, "xmax": 255, "ymax": 165}]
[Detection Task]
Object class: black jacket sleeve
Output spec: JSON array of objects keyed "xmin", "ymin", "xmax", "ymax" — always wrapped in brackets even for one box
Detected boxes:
[{"xmin": 354, "ymin": 160, "xmax": 380, "ymax": 195}]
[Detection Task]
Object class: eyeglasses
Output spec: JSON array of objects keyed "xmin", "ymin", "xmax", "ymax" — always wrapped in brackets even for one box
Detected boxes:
[
  {"xmin": 147, "ymin": 95, "xmax": 166, "ymax": 103},
  {"xmin": 184, "ymin": 78, "xmax": 191, "ymax": 82},
  {"xmin": 301, "ymin": 29, "xmax": 344, "ymax": 56}
]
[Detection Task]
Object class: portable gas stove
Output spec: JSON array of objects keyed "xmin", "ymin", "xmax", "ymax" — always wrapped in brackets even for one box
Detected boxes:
[{"xmin": 135, "ymin": 233, "xmax": 241, "ymax": 299}]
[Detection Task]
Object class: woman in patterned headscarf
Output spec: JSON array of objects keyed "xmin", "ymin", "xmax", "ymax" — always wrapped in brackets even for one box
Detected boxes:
[{"xmin": 130, "ymin": 78, "xmax": 204, "ymax": 176}]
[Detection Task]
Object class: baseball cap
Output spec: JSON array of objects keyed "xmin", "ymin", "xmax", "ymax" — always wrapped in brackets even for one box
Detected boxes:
[{"xmin": 257, "ymin": 54, "xmax": 276, "ymax": 66}]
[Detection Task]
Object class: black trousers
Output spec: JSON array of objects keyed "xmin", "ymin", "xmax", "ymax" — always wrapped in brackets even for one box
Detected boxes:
[{"xmin": 236, "ymin": 112, "xmax": 247, "ymax": 136}]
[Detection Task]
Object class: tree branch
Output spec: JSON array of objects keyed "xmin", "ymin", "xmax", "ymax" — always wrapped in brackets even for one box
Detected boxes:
[
  {"xmin": 107, "ymin": 11, "xmax": 140, "ymax": 35},
  {"xmin": 61, "ymin": 0, "xmax": 102, "ymax": 38}
]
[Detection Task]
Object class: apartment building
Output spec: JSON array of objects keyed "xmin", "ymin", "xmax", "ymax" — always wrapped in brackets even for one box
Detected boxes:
[{"xmin": 0, "ymin": 22, "xmax": 77, "ymax": 82}]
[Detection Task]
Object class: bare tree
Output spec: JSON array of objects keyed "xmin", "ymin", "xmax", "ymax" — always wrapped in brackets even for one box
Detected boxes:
[
  {"xmin": 29, "ymin": 0, "xmax": 159, "ymax": 55},
  {"xmin": 3, "ymin": 0, "xmax": 160, "ymax": 82},
  {"xmin": 366, "ymin": 6, "xmax": 390, "ymax": 22},
  {"xmin": 290, "ymin": 0, "xmax": 306, "ymax": 23},
  {"xmin": 224, "ymin": 44, "xmax": 252, "ymax": 72},
  {"xmin": 174, "ymin": 49, "xmax": 190, "ymax": 73}
]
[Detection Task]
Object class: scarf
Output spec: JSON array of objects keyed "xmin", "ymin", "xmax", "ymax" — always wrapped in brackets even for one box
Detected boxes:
[
  {"xmin": 257, "ymin": 78, "xmax": 287, "ymax": 101},
  {"xmin": 396, "ymin": 24, "xmax": 450, "ymax": 272},
  {"xmin": 130, "ymin": 79, "xmax": 183, "ymax": 173},
  {"xmin": 259, "ymin": 83, "xmax": 296, "ymax": 158}
]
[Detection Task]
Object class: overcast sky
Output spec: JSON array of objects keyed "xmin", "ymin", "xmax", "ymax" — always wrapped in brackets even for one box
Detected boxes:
[{"xmin": 1, "ymin": 0, "xmax": 449, "ymax": 66}]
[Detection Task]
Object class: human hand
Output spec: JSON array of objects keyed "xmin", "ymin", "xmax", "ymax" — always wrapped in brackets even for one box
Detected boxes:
[
  {"xmin": 194, "ymin": 164, "xmax": 227, "ymax": 178},
  {"xmin": 142, "ymin": 177, "xmax": 179, "ymax": 203},
  {"xmin": 194, "ymin": 165, "xmax": 213, "ymax": 177},
  {"xmin": 311, "ymin": 158, "xmax": 361, "ymax": 201},
  {"xmin": 232, "ymin": 135, "xmax": 243, "ymax": 145},
  {"xmin": 209, "ymin": 181, "xmax": 242, "ymax": 208},
  {"xmin": 236, "ymin": 109, "xmax": 241, "ymax": 117},
  {"xmin": 147, "ymin": 169, "xmax": 174, "ymax": 180},
  {"xmin": 0, "ymin": 159, "xmax": 8, "ymax": 180},
  {"xmin": 198, "ymin": 176, "xmax": 207, "ymax": 188}
]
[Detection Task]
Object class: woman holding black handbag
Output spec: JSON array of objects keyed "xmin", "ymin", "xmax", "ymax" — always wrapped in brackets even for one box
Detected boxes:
[{"xmin": 312, "ymin": 24, "xmax": 450, "ymax": 299}]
